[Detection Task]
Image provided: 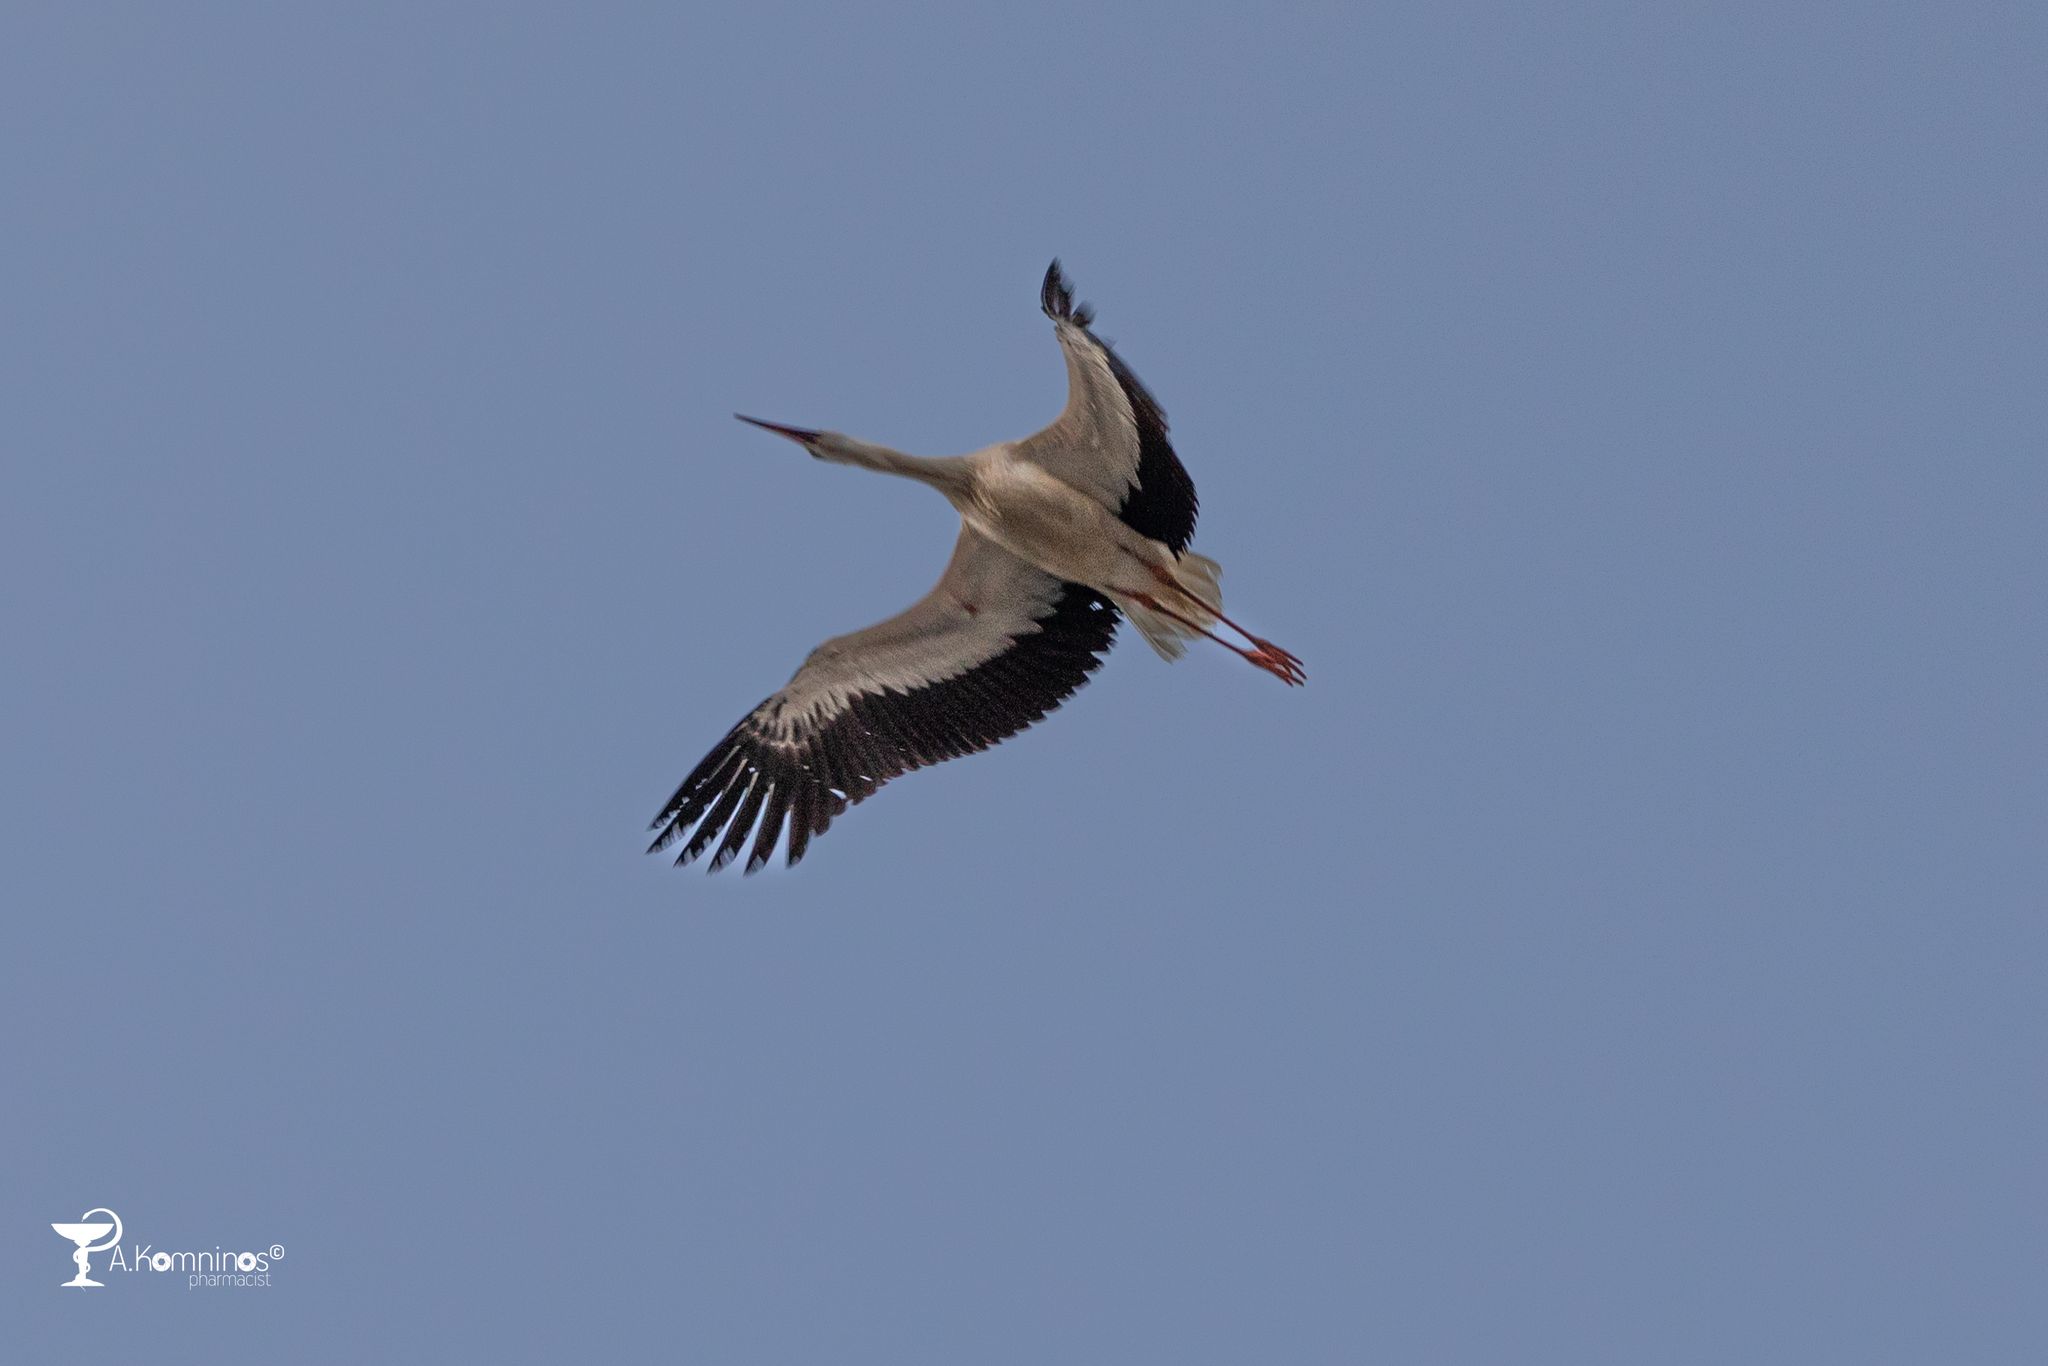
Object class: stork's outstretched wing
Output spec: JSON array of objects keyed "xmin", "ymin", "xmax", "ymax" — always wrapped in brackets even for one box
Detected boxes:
[
  {"xmin": 648, "ymin": 527, "xmax": 1118, "ymax": 873},
  {"xmin": 1011, "ymin": 259, "xmax": 1199, "ymax": 553}
]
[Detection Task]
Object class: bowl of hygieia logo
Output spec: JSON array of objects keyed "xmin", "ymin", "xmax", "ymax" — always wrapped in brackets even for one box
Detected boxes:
[{"xmin": 54, "ymin": 1207, "xmax": 286, "ymax": 1290}]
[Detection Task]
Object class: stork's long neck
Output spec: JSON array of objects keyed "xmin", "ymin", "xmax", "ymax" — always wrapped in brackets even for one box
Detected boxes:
[{"xmin": 824, "ymin": 437, "xmax": 974, "ymax": 502}]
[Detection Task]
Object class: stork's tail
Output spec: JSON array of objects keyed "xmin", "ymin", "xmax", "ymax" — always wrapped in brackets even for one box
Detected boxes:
[{"xmin": 1122, "ymin": 551, "xmax": 1223, "ymax": 662}]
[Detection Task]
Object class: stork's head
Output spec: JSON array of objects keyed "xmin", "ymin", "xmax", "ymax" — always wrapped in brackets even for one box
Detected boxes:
[{"xmin": 735, "ymin": 414, "xmax": 864, "ymax": 463}]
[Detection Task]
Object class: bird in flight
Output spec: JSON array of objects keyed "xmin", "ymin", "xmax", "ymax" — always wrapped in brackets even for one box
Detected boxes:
[{"xmin": 649, "ymin": 260, "xmax": 1303, "ymax": 874}]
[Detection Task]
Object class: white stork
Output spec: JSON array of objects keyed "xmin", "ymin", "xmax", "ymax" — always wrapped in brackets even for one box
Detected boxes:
[{"xmin": 649, "ymin": 261, "xmax": 1303, "ymax": 874}]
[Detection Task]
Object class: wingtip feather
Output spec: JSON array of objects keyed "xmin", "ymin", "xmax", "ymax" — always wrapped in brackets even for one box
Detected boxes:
[{"xmin": 1040, "ymin": 258, "xmax": 1094, "ymax": 327}]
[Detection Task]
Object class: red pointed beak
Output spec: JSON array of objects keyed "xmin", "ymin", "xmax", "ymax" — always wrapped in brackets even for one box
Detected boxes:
[{"xmin": 734, "ymin": 414, "xmax": 823, "ymax": 444}]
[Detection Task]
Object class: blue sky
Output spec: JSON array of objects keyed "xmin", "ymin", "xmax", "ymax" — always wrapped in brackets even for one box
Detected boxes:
[{"xmin": 4, "ymin": 4, "xmax": 2043, "ymax": 1362}]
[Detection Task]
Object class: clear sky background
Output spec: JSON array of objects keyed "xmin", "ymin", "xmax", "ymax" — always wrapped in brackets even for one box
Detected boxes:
[{"xmin": 4, "ymin": 4, "xmax": 2042, "ymax": 1362}]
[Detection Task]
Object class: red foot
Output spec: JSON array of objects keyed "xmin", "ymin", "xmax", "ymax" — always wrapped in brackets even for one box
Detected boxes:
[{"xmin": 1247, "ymin": 638, "xmax": 1306, "ymax": 686}]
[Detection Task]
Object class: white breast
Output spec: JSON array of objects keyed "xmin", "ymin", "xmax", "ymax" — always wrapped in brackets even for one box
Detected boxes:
[{"xmin": 961, "ymin": 452, "xmax": 1134, "ymax": 589}]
